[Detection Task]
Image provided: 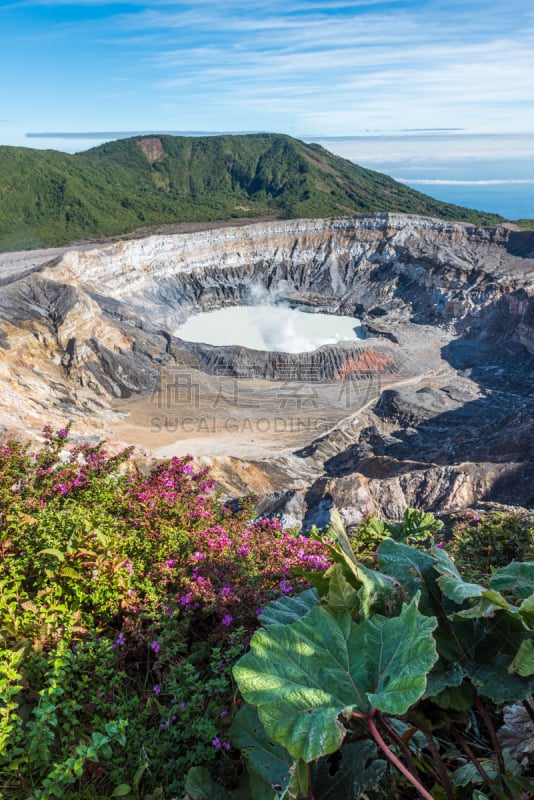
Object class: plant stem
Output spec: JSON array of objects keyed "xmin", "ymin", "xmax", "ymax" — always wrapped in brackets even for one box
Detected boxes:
[
  {"xmin": 474, "ymin": 693, "xmax": 514, "ymax": 800},
  {"xmin": 364, "ymin": 714, "xmax": 435, "ymax": 800},
  {"xmin": 377, "ymin": 714, "xmax": 420, "ymax": 780},
  {"xmin": 450, "ymin": 725, "xmax": 492, "ymax": 786},
  {"xmin": 421, "ymin": 727, "xmax": 455, "ymax": 800},
  {"xmin": 474, "ymin": 693, "xmax": 504, "ymax": 773}
]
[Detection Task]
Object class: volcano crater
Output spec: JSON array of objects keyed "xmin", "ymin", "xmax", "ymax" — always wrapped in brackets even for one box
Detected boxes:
[{"xmin": 0, "ymin": 213, "xmax": 532, "ymax": 523}]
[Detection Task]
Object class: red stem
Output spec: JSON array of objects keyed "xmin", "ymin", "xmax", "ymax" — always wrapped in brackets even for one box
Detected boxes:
[
  {"xmin": 474, "ymin": 693, "xmax": 505, "ymax": 774},
  {"xmin": 473, "ymin": 694, "xmax": 514, "ymax": 800},
  {"xmin": 364, "ymin": 714, "xmax": 435, "ymax": 800},
  {"xmin": 421, "ymin": 727, "xmax": 455, "ymax": 800},
  {"xmin": 450, "ymin": 726, "xmax": 492, "ymax": 785},
  {"xmin": 377, "ymin": 714, "xmax": 420, "ymax": 780}
]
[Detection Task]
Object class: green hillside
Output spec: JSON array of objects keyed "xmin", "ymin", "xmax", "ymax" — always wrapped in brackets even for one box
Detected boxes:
[{"xmin": 0, "ymin": 133, "xmax": 505, "ymax": 251}]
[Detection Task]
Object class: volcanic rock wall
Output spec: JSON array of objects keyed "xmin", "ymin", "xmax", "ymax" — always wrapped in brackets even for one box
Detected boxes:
[
  {"xmin": 42, "ymin": 214, "xmax": 534, "ymax": 334},
  {"xmin": 0, "ymin": 213, "xmax": 532, "ymax": 517}
]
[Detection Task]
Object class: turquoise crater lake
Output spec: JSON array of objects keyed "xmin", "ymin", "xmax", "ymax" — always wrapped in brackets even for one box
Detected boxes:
[{"xmin": 175, "ymin": 306, "xmax": 364, "ymax": 353}]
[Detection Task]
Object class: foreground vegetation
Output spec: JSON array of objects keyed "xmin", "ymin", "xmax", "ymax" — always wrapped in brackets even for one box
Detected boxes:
[
  {"xmin": 0, "ymin": 429, "xmax": 532, "ymax": 799},
  {"xmin": 0, "ymin": 133, "xmax": 505, "ymax": 251}
]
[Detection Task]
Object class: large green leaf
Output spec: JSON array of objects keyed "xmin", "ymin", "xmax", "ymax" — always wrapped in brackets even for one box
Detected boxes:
[
  {"xmin": 453, "ymin": 754, "xmax": 521, "ymax": 789},
  {"xmin": 425, "ymin": 660, "xmax": 465, "ymax": 698},
  {"xmin": 229, "ymin": 706, "xmax": 292, "ymax": 799},
  {"xmin": 452, "ymin": 760, "xmax": 498, "ymax": 788},
  {"xmin": 519, "ymin": 595, "xmax": 534, "ymax": 629},
  {"xmin": 233, "ymin": 599, "xmax": 438, "ymax": 761},
  {"xmin": 327, "ymin": 506, "xmax": 356, "ymax": 561},
  {"xmin": 452, "ymin": 590, "xmax": 517, "ymax": 621},
  {"xmin": 184, "ymin": 767, "xmax": 230, "ymax": 800},
  {"xmin": 509, "ymin": 638, "xmax": 534, "ymax": 677},
  {"xmin": 437, "ymin": 575, "xmax": 485, "ymax": 604},
  {"xmin": 490, "ymin": 562, "xmax": 534, "ymax": 600},
  {"xmin": 286, "ymin": 759, "xmax": 310, "ymax": 800},
  {"xmin": 431, "ymin": 681, "xmax": 475, "ymax": 712},
  {"xmin": 461, "ymin": 613, "xmax": 534, "ymax": 702},
  {"xmin": 433, "ymin": 549, "xmax": 522, "ymax": 621},
  {"xmin": 314, "ymin": 512, "xmax": 402, "ymax": 618},
  {"xmin": 431, "ymin": 546, "xmax": 462, "ymax": 580},
  {"xmin": 310, "ymin": 740, "xmax": 386, "ymax": 799},
  {"xmin": 467, "ymin": 658, "xmax": 534, "ymax": 703},
  {"xmin": 377, "ymin": 539, "xmax": 440, "ymax": 615},
  {"xmin": 325, "ymin": 564, "xmax": 361, "ymax": 617},
  {"xmin": 259, "ymin": 590, "xmax": 319, "ymax": 627}
]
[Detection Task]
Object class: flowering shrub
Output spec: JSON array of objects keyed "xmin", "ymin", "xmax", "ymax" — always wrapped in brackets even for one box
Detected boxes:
[{"xmin": 0, "ymin": 428, "xmax": 330, "ymax": 798}]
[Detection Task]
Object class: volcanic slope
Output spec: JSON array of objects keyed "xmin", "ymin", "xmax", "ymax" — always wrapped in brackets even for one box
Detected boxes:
[
  {"xmin": 0, "ymin": 214, "xmax": 532, "ymax": 524},
  {"xmin": 0, "ymin": 133, "xmax": 504, "ymax": 251}
]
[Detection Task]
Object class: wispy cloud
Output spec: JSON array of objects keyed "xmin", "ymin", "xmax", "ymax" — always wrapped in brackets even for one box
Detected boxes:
[
  {"xmin": 91, "ymin": 0, "xmax": 534, "ymax": 134},
  {"xmin": 26, "ymin": 130, "xmax": 244, "ymax": 138},
  {"xmin": 396, "ymin": 178, "xmax": 534, "ymax": 186},
  {"xmin": 2, "ymin": 0, "xmax": 534, "ymax": 144}
]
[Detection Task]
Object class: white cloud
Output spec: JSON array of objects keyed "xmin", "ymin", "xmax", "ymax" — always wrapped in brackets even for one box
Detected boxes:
[
  {"xmin": 396, "ymin": 179, "xmax": 534, "ymax": 186},
  {"xmin": 3, "ymin": 0, "xmax": 534, "ymax": 140}
]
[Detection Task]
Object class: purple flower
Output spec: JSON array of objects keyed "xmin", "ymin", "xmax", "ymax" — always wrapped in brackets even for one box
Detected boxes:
[
  {"xmin": 153, "ymin": 684, "xmax": 161, "ymax": 695},
  {"xmin": 58, "ymin": 429, "xmax": 68, "ymax": 438},
  {"xmin": 165, "ymin": 559, "xmax": 175, "ymax": 568},
  {"xmin": 220, "ymin": 586, "xmax": 231, "ymax": 596},
  {"xmin": 178, "ymin": 701, "xmax": 186, "ymax": 708},
  {"xmin": 222, "ymin": 741, "xmax": 231, "ymax": 751},
  {"xmin": 151, "ymin": 640, "xmax": 160, "ymax": 654},
  {"xmin": 116, "ymin": 632, "xmax": 126, "ymax": 646},
  {"xmin": 221, "ymin": 614, "xmax": 233, "ymax": 627},
  {"xmin": 58, "ymin": 484, "xmax": 68, "ymax": 495},
  {"xmin": 219, "ymin": 710, "xmax": 228, "ymax": 718},
  {"xmin": 436, "ymin": 542, "xmax": 444, "ymax": 549},
  {"xmin": 211, "ymin": 737, "xmax": 221, "ymax": 749}
]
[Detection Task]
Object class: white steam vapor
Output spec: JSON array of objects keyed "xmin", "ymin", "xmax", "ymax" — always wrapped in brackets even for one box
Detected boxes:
[
  {"xmin": 246, "ymin": 280, "xmax": 334, "ymax": 352},
  {"xmin": 176, "ymin": 281, "xmax": 361, "ymax": 352}
]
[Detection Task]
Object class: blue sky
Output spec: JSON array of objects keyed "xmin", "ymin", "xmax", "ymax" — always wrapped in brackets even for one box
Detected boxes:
[{"xmin": 2, "ymin": 0, "xmax": 534, "ymax": 150}]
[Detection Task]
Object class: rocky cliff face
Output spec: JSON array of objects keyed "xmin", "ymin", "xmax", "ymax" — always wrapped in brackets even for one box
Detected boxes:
[{"xmin": 0, "ymin": 213, "xmax": 532, "ymax": 521}]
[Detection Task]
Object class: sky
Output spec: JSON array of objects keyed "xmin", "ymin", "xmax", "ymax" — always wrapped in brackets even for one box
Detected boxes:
[
  {"xmin": 1, "ymin": 0, "xmax": 534, "ymax": 217},
  {"xmin": 2, "ymin": 0, "xmax": 534, "ymax": 143}
]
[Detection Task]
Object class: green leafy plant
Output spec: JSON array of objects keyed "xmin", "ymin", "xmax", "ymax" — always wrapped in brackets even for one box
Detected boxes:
[
  {"xmin": 231, "ymin": 515, "xmax": 534, "ymax": 800},
  {"xmin": 346, "ymin": 507, "xmax": 444, "ymax": 567},
  {"xmin": 447, "ymin": 512, "xmax": 534, "ymax": 582}
]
